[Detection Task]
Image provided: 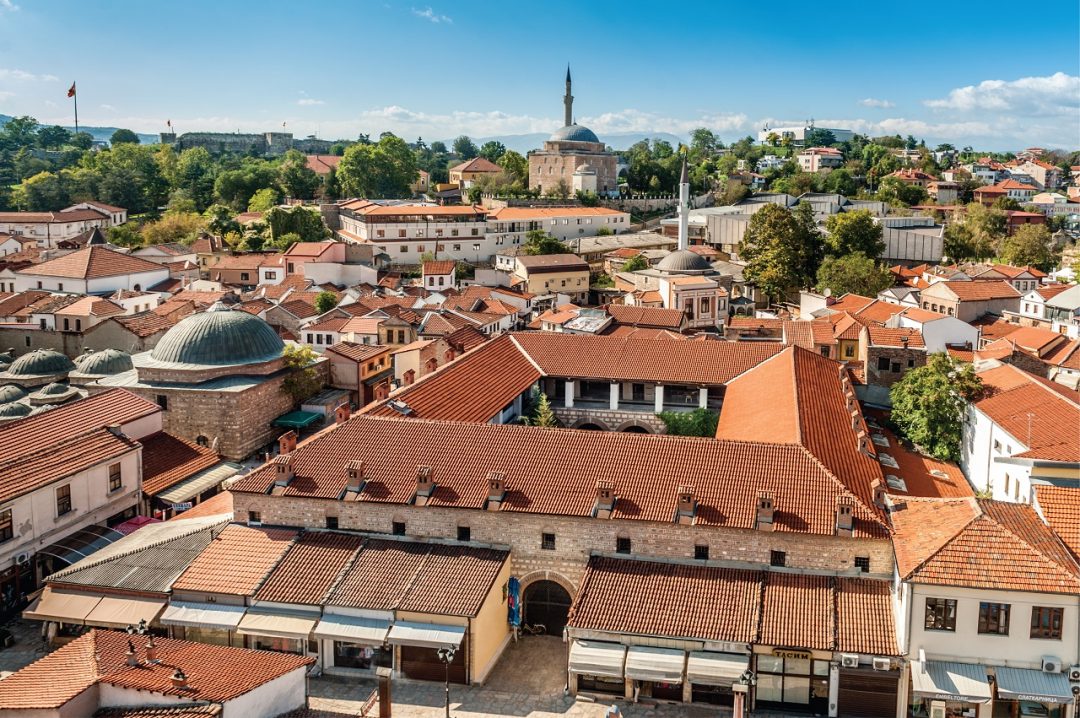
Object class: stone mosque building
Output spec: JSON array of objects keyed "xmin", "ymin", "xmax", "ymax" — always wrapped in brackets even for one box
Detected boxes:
[{"xmin": 528, "ymin": 67, "xmax": 618, "ymax": 197}]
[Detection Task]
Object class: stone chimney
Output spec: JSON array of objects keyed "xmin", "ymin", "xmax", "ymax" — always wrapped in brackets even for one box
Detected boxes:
[
  {"xmin": 756, "ymin": 492, "xmax": 774, "ymax": 531},
  {"xmin": 334, "ymin": 403, "xmax": 351, "ymax": 424},
  {"xmin": 145, "ymin": 635, "xmax": 158, "ymax": 664},
  {"xmin": 594, "ymin": 480, "xmax": 615, "ymax": 519},
  {"xmin": 278, "ymin": 430, "xmax": 298, "ymax": 455},
  {"xmin": 345, "ymin": 460, "xmax": 365, "ymax": 494},
  {"xmin": 273, "ymin": 454, "xmax": 294, "ymax": 487},
  {"xmin": 414, "ymin": 465, "xmax": 435, "ymax": 506},
  {"xmin": 676, "ymin": 485, "xmax": 696, "ymax": 525},
  {"xmin": 486, "ymin": 471, "xmax": 506, "ymax": 511},
  {"xmin": 835, "ymin": 495, "xmax": 855, "ymax": 537},
  {"xmin": 171, "ymin": 668, "xmax": 189, "ymax": 690}
]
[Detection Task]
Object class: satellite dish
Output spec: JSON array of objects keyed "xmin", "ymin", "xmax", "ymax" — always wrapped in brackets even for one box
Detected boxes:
[{"xmin": 823, "ymin": 287, "xmax": 832, "ymax": 297}]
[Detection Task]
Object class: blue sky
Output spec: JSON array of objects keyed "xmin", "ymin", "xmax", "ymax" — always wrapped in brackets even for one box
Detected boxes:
[{"xmin": 1, "ymin": 0, "xmax": 1078, "ymax": 149}]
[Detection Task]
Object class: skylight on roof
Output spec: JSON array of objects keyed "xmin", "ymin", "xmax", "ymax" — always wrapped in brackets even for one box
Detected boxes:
[
  {"xmin": 878, "ymin": 454, "xmax": 899, "ymax": 469},
  {"xmin": 884, "ymin": 474, "xmax": 907, "ymax": 492}
]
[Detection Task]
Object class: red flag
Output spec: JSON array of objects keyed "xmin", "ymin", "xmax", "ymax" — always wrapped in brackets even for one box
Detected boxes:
[
  {"xmin": 166, "ymin": 119, "xmax": 172, "ymax": 128},
  {"xmin": 67, "ymin": 82, "xmax": 76, "ymax": 98}
]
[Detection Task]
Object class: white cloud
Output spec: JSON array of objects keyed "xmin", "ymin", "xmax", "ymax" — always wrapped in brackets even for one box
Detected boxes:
[
  {"xmin": 0, "ymin": 91, "xmax": 13, "ymax": 101},
  {"xmin": 0, "ymin": 0, "xmax": 19, "ymax": 11},
  {"xmin": 297, "ymin": 98, "xmax": 325, "ymax": 106},
  {"xmin": 0, "ymin": 68, "xmax": 58, "ymax": 82},
  {"xmin": 858, "ymin": 98, "xmax": 894, "ymax": 109},
  {"xmin": 99, "ymin": 104, "xmax": 116, "ymax": 112},
  {"xmin": 581, "ymin": 109, "xmax": 749, "ymax": 136},
  {"xmin": 411, "ymin": 6, "xmax": 451, "ymax": 23},
  {"xmin": 924, "ymin": 72, "xmax": 1079, "ymax": 116}
]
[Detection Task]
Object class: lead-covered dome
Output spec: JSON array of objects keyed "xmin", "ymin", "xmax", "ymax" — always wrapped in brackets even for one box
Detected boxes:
[
  {"xmin": 150, "ymin": 302, "xmax": 284, "ymax": 367},
  {"xmin": 7, "ymin": 349, "xmax": 75, "ymax": 377},
  {"xmin": 75, "ymin": 348, "xmax": 134, "ymax": 376},
  {"xmin": 550, "ymin": 124, "xmax": 600, "ymax": 144},
  {"xmin": 0, "ymin": 384, "xmax": 26, "ymax": 404},
  {"xmin": 656, "ymin": 249, "xmax": 713, "ymax": 274}
]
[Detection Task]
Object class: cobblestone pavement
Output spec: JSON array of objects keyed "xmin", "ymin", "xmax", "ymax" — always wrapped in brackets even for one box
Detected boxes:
[{"xmin": 0, "ymin": 619, "xmax": 49, "ymax": 675}]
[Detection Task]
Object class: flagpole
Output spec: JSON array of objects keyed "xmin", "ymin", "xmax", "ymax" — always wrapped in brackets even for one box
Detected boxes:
[{"xmin": 71, "ymin": 82, "xmax": 78, "ymax": 135}]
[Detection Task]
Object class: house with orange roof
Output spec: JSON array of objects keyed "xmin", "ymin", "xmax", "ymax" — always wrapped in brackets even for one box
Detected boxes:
[
  {"xmin": 890, "ymin": 495, "xmax": 1080, "ymax": 716},
  {"xmin": 918, "ymin": 280, "xmax": 1021, "ymax": 323},
  {"xmin": 15, "ymin": 246, "xmax": 169, "ymax": 295},
  {"xmin": 857, "ymin": 325, "xmax": 927, "ymax": 390},
  {"xmin": 336, "ymin": 201, "xmax": 489, "ymax": 264},
  {"xmin": 485, "ymin": 205, "xmax": 631, "ymax": 249}
]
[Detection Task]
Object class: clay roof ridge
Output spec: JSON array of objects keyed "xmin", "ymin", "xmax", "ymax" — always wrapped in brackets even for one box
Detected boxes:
[
  {"xmin": 901, "ymin": 496, "xmax": 981, "ymax": 579},
  {"xmin": 790, "ymin": 347, "xmax": 804, "ymax": 446},
  {"xmin": 794, "ymin": 444, "xmax": 887, "ymax": 533},
  {"xmin": 508, "ymin": 334, "xmax": 546, "ymax": 376}
]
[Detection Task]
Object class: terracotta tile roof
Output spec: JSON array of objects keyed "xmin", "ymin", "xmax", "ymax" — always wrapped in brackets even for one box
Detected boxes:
[
  {"xmin": 325, "ymin": 341, "xmax": 389, "ymax": 363},
  {"xmin": 305, "ymin": 154, "xmax": 342, "ymax": 175},
  {"xmin": 449, "ymin": 157, "xmax": 502, "ymax": 174},
  {"xmin": 946, "ymin": 346, "xmax": 975, "ymax": 362},
  {"xmin": 826, "ymin": 294, "xmax": 876, "ymax": 313},
  {"xmin": 890, "ymin": 497, "xmax": 1080, "ymax": 593},
  {"xmin": 305, "ymin": 316, "xmax": 349, "ymax": 333},
  {"xmin": 422, "ymin": 260, "xmax": 456, "ymax": 275},
  {"xmin": 1035, "ymin": 283, "xmax": 1073, "ymax": 300},
  {"xmin": 1043, "ymin": 338, "xmax": 1080, "ymax": 370},
  {"xmin": 900, "ymin": 307, "xmax": 947, "ymax": 323},
  {"xmin": 997, "ymin": 325, "xmax": 1067, "ymax": 356},
  {"xmin": 836, "ymin": 577, "xmax": 898, "ymax": 654},
  {"xmin": 832, "ymin": 313, "xmax": 865, "ymax": 340},
  {"xmin": 940, "ymin": 279, "xmax": 1020, "ymax": 301},
  {"xmin": 111, "ymin": 311, "xmax": 179, "ymax": 337},
  {"xmin": 0, "ymin": 290, "xmax": 49, "ymax": 316},
  {"xmin": 569, "ymin": 556, "xmax": 761, "ymax": 643},
  {"xmin": 94, "ymin": 707, "xmax": 221, "ymax": 717},
  {"xmin": 283, "ymin": 242, "xmax": 337, "ymax": 258},
  {"xmin": 972, "ymin": 315, "xmax": 1021, "ymax": 342},
  {"xmin": 974, "ymin": 368, "xmax": 1080, "ymax": 462},
  {"xmin": 170, "ymin": 491, "xmax": 233, "ymax": 521},
  {"xmin": 606, "ymin": 304, "xmax": 685, "ymax": 329},
  {"xmin": 236, "ymin": 298, "xmax": 273, "ymax": 315},
  {"xmin": 0, "ymin": 428, "xmax": 138, "ymax": 505},
  {"xmin": 232, "ymin": 414, "xmax": 889, "ymax": 538},
  {"xmin": 254, "ymin": 531, "xmax": 364, "ymax": 605},
  {"xmin": 444, "ymin": 325, "xmax": 489, "ymax": 352},
  {"xmin": 54, "ymin": 296, "xmax": 125, "ymax": 318},
  {"xmin": 515, "ymin": 254, "xmax": 589, "ymax": 272},
  {"xmin": 418, "ymin": 311, "xmax": 477, "ymax": 336},
  {"xmin": 761, "ymin": 572, "xmax": 833, "ymax": 649},
  {"xmin": 140, "ymin": 432, "xmax": 222, "ymax": 496},
  {"xmin": 278, "ymin": 298, "xmax": 319, "ymax": 319},
  {"xmin": 209, "ymin": 254, "xmax": 265, "ymax": 271},
  {"xmin": 866, "ymin": 326, "xmax": 925, "ymax": 349},
  {"xmin": 173, "ymin": 523, "xmax": 297, "ymax": 595},
  {"xmin": 327, "ymin": 539, "xmax": 507, "ymax": 616},
  {"xmin": 1035, "ymin": 486, "xmax": 1080, "ymax": 561},
  {"xmin": 22, "ymin": 246, "xmax": 163, "ymax": 279},
  {"xmin": 601, "ymin": 326, "xmax": 688, "ymax": 341},
  {"xmin": 0, "ymin": 630, "xmax": 311, "ymax": 709},
  {"xmin": 854, "ymin": 301, "xmax": 906, "ymax": 325},
  {"xmin": 487, "ymin": 206, "xmax": 626, "ymax": 220},
  {"xmin": 861, "ymin": 410, "xmax": 972, "ymax": 499},
  {"xmin": 729, "ymin": 316, "xmax": 783, "ymax": 331}
]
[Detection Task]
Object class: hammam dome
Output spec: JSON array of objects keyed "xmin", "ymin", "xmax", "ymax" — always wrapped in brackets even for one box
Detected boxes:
[{"xmin": 150, "ymin": 302, "xmax": 284, "ymax": 367}]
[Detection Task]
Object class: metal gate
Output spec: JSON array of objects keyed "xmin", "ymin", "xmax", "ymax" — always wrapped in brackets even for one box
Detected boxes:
[{"xmin": 523, "ymin": 580, "xmax": 571, "ymax": 634}]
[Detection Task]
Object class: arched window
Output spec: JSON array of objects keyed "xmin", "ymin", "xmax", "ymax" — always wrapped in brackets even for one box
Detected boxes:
[{"xmin": 196, "ymin": 435, "xmax": 209, "ymax": 447}]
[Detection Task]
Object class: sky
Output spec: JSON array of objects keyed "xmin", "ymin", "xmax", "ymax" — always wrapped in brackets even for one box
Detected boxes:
[{"xmin": 0, "ymin": 0, "xmax": 1078, "ymax": 150}]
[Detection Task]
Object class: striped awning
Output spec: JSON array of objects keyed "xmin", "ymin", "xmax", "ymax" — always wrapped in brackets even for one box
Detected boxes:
[
  {"xmin": 569, "ymin": 640, "xmax": 627, "ymax": 679},
  {"xmin": 160, "ymin": 601, "xmax": 246, "ymax": 630}
]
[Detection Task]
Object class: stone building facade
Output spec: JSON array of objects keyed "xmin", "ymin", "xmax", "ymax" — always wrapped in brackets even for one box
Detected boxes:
[{"xmin": 160, "ymin": 131, "xmax": 333, "ymax": 157}]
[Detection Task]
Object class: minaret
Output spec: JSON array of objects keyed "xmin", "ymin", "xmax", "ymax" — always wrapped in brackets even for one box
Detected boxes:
[
  {"xmin": 563, "ymin": 65, "xmax": 574, "ymax": 128},
  {"xmin": 677, "ymin": 153, "xmax": 690, "ymax": 251}
]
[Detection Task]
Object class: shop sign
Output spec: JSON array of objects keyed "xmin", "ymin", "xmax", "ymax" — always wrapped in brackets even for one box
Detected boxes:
[
  {"xmin": 1015, "ymin": 694, "xmax": 1065, "ymax": 704},
  {"xmin": 772, "ymin": 648, "xmax": 812, "ymax": 660}
]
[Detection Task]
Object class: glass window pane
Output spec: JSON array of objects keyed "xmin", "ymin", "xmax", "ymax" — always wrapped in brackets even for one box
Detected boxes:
[
  {"xmin": 784, "ymin": 676, "xmax": 811, "ymax": 704},
  {"xmin": 786, "ymin": 657, "xmax": 811, "ymax": 675},
  {"xmin": 757, "ymin": 674, "xmax": 783, "ymax": 702},
  {"xmin": 813, "ymin": 660, "xmax": 830, "ymax": 676},
  {"xmin": 757, "ymin": 655, "xmax": 784, "ymax": 673}
]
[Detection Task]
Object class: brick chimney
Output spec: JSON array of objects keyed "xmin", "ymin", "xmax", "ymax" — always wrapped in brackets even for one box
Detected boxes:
[
  {"xmin": 486, "ymin": 471, "xmax": 506, "ymax": 511},
  {"xmin": 676, "ymin": 485, "xmax": 696, "ymax": 525},
  {"xmin": 871, "ymin": 478, "xmax": 886, "ymax": 509},
  {"xmin": 125, "ymin": 639, "xmax": 138, "ymax": 666},
  {"xmin": 278, "ymin": 430, "xmax": 298, "ymax": 455},
  {"xmin": 835, "ymin": 495, "xmax": 855, "ymax": 537},
  {"xmin": 107, "ymin": 423, "xmax": 124, "ymax": 438},
  {"xmin": 170, "ymin": 668, "xmax": 189, "ymax": 690},
  {"xmin": 414, "ymin": 465, "xmax": 435, "ymax": 506},
  {"xmin": 273, "ymin": 454, "xmax": 294, "ymax": 487},
  {"xmin": 594, "ymin": 480, "xmax": 615, "ymax": 519},
  {"xmin": 345, "ymin": 460, "xmax": 365, "ymax": 494},
  {"xmin": 334, "ymin": 403, "xmax": 351, "ymax": 424},
  {"xmin": 145, "ymin": 635, "xmax": 158, "ymax": 664},
  {"xmin": 756, "ymin": 492, "xmax": 775, "ymax": 531}
]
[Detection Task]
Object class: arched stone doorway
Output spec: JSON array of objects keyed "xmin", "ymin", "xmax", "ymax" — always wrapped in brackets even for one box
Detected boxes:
[
  {"xmin": 523, "ymin": 580, "xmax": 572, "ymax": 634},
  {"xmin": 618, "ymin": 423, "xmax": 651, "ymax": 434},
  {"xmin": 574, "ymin": 422, "xmax": 606, "ymax": 431}
]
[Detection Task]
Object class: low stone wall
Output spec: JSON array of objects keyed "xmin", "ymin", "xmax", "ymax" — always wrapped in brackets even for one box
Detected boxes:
[{"xmin": 551, "ymin": 405, "xmax": 665, "ymax": 433}]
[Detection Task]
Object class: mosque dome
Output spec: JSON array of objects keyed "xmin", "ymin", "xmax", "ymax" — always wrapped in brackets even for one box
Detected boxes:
[
  {"xmin": 75, "ymin": 348, "xmax": 134, "ymax": 376},
  {"xmin": 0, "ymin": 384, "xmax": 26, "ymax": 404},
  {"xmin": 0, "ymin": 402, "xmax": 30, "ymax": 419},
  {"xmin": 150, "ymin": 302, "xmax": 284, "ymax": 367},
  {"xmin": 550, "ymin": 124, "xmax": 600, "ymax": 144},
  {"xmin": 6, "ymin": 349, "xmax": 75, "ymax": 377},
  {"xmin": 28, "ymin": 381, "xmax": 80, "ymax": 405},
  {"xmin": 655, "ymin": 249, "xmax": 714, "ymax": 274}
]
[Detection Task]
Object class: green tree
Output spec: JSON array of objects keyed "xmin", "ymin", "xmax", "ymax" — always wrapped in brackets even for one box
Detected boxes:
[
  {"xmin": 281, "ymin": 344, "xmax": 324, "ymax": 403},
  {"xmin": 823, "ymin": 168, "xmax": 857, "ymax": 196},
  {"xmin": 816, "ymin": 252, "xmax": 894, "ymax": 297},
  {"xmin": 740, "ymin": 204, "xmax": 816, "ymax": 300},
  {"xmin": 141, "ymin": 211, "xmax": 207, "ymax": 245},
  {"xmin": 337, "ymin": 134, "xmax": 419, "ymax": 198},
  {"xmin": 84, "ymin": 143, "xmax": 169, "ymax": 213},
  {"xmin": 658, "ymin": 408, "xmax": 719, "ymax": 437},
  {"xmin": 478, "ymin": 140, "xmax": 506, "ymax": 162},
  {"xmin": 109, "ymin": 128, "xmax": 140, "ymax": 145},
  {"xmin": 528, "ymin": 392, "xmax": 558, "ymax": 427},
  {"xmin": 213, "ymin": 160, "xmax": 279, "ymax": 210},
  {"xmin": 0, "ymin": 116, "xmax": 40, "ymax": 148},
  {"xmin": 992, "ymin": 196, "xmax": 1022, "ymax": 211},
  {"xmin": 1000, "ymin": 224, "xmax": 1055, "ymax": 270},
  {"xmin": 264, "ymin": 205, "xmax": 329, "ymax": 243},
  {"xmin": 18, "ymin": 171, "xmax": 69, "ymax": 210},
  {"xmin": 804, "ymin": 128, "xmax": 837, "ymax": 147},
  {"xmin": 689, "ymin": 128, "xmax": 719, "ymax": 159},
  {"xmin": 497, "ymin": 150, "xmax": 528, "ymax": 184},
  {"xmin": 70, "ymin": 132, "xmax": 94, "ymax": 150},
  {"xmin": 890, "ymin": 354, "xmax": 983, "ymax": 461},
  {"xmin": 824, "ymin": 210, "xmax": 885, "ymax": 258},
  {"xmin": 314, "ymin": 290, "xmax": 338, "ymax": 314},
  {"xmin": 278, "ymin": 150, "xmax": 320, "ymax": 200},
  {"xmin": 170, "ymin": 147, "xmax": 216, "ymax": 211},
  {"xmin": 322, "ymin": 166, "xmax": 340, "ymax": 201},
  {"xmin": 959, "ymin": 203, "xmax": 1008, "ymax": 260},
  {"xmin": 452, "ymin": 135, "xmax": 478, "ymax": 160},
  {"xmin": 204, "ymin": 204, "xmax": 241, "ymax": 237},
  {"xmin": 594, "ymin": 225, "xmax": 614, "ymax": 237},
  {"xmin": 621, "ymin": 254, "xmax": 648, "ymax": 272},
  {"xmin": 876, "ymin": 176, "xmax": 927, "ymax": 206},
  {"xmin": 106, "ymin": 223, "xmax": 144, "ymax": 249},
  {"xmin": 248, "ymin": 187, "xmax": 280, "ymax": 213},
  {"xmin": 523, "ymin": 229, "xmax": 567, "ymax": 255},
  {"xmin": 37, "ymin": 125, "xmax": 71, "ymax": 149}
]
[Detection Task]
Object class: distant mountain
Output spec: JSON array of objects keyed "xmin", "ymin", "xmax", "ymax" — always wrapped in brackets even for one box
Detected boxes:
[
  {"xmin": 0, "ymin": 114, "xmax": 158, "ymax": 145},
  {"xmin": 442, "ymin": 131, "xmax": 688, "ymax": 154}
]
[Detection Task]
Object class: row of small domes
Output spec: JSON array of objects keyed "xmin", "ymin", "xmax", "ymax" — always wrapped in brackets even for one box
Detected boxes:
[{"xmin": 0, "ymin": 348, "xmax": 134, "ymax": 379}]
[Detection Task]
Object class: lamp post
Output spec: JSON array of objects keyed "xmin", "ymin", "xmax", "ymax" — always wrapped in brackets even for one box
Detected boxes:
[
  {"xmin": 437, "ymin": 645, "xmax": 456, "ymax": 718},
  {"xmin": 732, "ymin": 669, "xmax": 757, "ymax": 718}
]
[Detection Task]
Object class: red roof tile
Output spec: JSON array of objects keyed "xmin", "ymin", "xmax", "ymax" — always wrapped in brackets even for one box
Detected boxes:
[
  {"xmin": 173, "ymin": 523, "xmax": 297, "ymax": 596},
  {"xmin": 422, "ymin": 260, "xmax": 456, "ymax": 275},
  {"xmin": 254, "ymin": 531, "xmax": 363, "ymax": 605},
  {"xmin": 1035, "ymin": 486, "xmax": 1080, "ymax": 561},
  {"xmin": 140, "ymin": 432, "xmax": 221, "ymax": 496},
  {"xmin": 606, "ymin": 304, "xmax": 686, "ymax": 329},
  {"xmin": 23, "ymin": 246, "xmax": 164, "ymax": 279}
]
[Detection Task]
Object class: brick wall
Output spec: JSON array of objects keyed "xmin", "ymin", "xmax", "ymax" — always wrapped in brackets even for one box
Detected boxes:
[
  {"xmin": 862, "ymin": 346, "xmax": 927, "ymax": 388},
  {"xmin": 233, "ymin": 492, "xmax": 895, "ymax": 595}
]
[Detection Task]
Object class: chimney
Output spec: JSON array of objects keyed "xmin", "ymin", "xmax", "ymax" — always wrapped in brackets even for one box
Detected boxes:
[
  {"xmin": 486, "ymin": 471, "xmax": 506, "ymax": 511},
  {"xmin": 414, "ymin": 465, "xmax": 434, "ymax": 506},
  {"xmin": 170, "ymin": 668, "xmax": 189, "ymax": 690},
  {"xmin": 901, "ymin": 335, "xmax": 909, "ymax": 348},
  {"xmin": 278, "ymin": 430, "xmax": 298, "ymax": 455},
  {"xmin": 107, "ymin": 423, "xmax": 124, "ymax": 438},
  {"xmin": 145, "ymin": 635, "xmax": 158, "ymax": 664},
  {"xmin": 345, "ymin": 460, "xmax": 365, "ymax": 494},
  {"xmin": 676, "ymin": 485, "xmax": 696, "ymax": 525},
  {"xmin": 335, "ymin": 403, "xmax": 351, "ymax": 424},
  {"xmin": 871, "ymin": 478, "xmax": 887, "ymax": 509},
  {"xmin": 756, "ymin": 492, "xmax": 775, "ymax": 531},
  {"xmin": 594, "ymin": 480, "xmax": 616, "ymax": 519},
  {"xmin": 835, "ymin": 495, "xmax": 855, "ymax": 537},
  {"xmin": 273, "ymin": 454, "xmax": 294, "ymax": 487},
  {"xmin": 125, "ymin": 639, "xmax": 138, "ymax": 666}
]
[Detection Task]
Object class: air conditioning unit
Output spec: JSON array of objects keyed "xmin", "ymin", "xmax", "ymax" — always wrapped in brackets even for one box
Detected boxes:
[
  {"xmin": 872, "ymin": 657, "xmax": 891, "ymax": 671},
  {"xmin": 1067, "ymin": 665, "xmax": 1080, "ymax": 682},
  {"xmin": 14, "ymin": 552, "xmax": 30, "ymax": 566},
  {"xmin": 840, "ymin": 653, "xmax": 860, "ymax": 668},
  {"xmin": 1043, "ymin": 656, "xmax": 1062, "ymax": 673}
]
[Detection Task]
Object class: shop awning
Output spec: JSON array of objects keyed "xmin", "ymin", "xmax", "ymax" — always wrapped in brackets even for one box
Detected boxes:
[
  {"xmin": 687, "ymin": 651, "xmax": 749, "ymax": 686},
  {"xmin": 625, "ymin": 646, "xmax": 686, "ymax": 683},
  {"xmin": 236, "ymin": 609, "xmax": 317, "ymax": 639},
  {"xmin": 386, "ymin": 621, "xmax": 465, "ymax": 649},
  {"xmin": 569, "ymin": 640, "xmax": 627, "ymax": 679},
  {"xmin": 84, "ymin": 595, "xmax": 166, "ymax": 629},
  {"xmin": 160, "ymin": 601, "xmax": 246, "ymax": 631},
  {"xmin": 314, "ymin": 615, "xmax": 390, "ymax": 644},
  {"xmin": 995, "ymin": 667, "xmax": 1073, "ymax": 703},
  {"xmin": 155, "ymin": 463, "xmax": 240, "ymax": 505},
  {"xmin": 272, "ymin": 411, "xmax": 323, "ymax": 430},
  {"xmin": 22, "ymin": 587, "xmax": 101, "ymax": 625},
  {"xmin": 910, "ymin": 661, "xmax": 991, "ymax": 703}
]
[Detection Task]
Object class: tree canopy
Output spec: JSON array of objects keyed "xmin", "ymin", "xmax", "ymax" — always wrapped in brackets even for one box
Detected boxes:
[
  {"xmin": 890, "ymin": 354, "xmax": 983, "ymax": 461},
  {"xmin": 824, "ymin": 210, "xmax": 885, "ymax": 258},
  {"xmin": 110, "ymin": 128, "xmax": 140, "ymax": 145},
  {"xmin": 337, "ymin": 134, "xmax": 419, "ymax": 198},
  {"xmin": 816, "ymin": 252, "xmax": 894, "ymax": 298},
  {"xmin": 740, "ymin": 203, "xmax": 822, "ymax": 301}
]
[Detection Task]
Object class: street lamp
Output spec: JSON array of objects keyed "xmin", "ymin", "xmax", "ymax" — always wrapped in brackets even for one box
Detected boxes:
[
  {"xmin": 733, "ymin": 669, "xmax": 757, "ymax": 718},
  {"xmin": 437, "ymin": 645, "xmax": 457, "ymax": 718}
]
